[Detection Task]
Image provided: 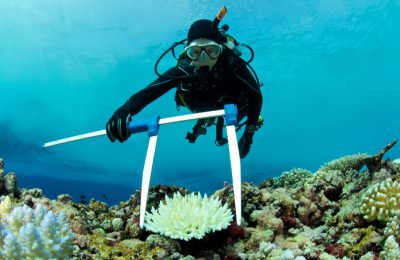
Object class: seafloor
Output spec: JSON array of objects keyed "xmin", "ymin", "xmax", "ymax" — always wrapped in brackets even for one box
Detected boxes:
[{"xmin": 1, "ymin": 140, "xmax": 400, "ymax": 259}]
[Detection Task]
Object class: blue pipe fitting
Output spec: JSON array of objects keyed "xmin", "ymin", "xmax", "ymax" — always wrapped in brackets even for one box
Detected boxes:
[
  {"xmin": 128, "ymin": 116, "xmax": 160, "ymax": 137},
  {"xmin": 224, "ymin": 104, "xmax": 238, "ymax": 126}
]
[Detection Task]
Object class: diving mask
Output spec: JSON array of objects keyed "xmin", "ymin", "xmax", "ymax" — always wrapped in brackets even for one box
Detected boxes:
[{"xmin": 185, "ymin": 40, "xmax": 223, "ymax": 61}]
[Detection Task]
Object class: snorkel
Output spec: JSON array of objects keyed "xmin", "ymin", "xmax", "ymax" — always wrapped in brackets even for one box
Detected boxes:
[
  {"xmin": 214, "ymin": 6, "xmax": 227, "ymax": 25},
  {"xmin": 212, "ymin": 6, "xmax": 228, "ymax": 44}
]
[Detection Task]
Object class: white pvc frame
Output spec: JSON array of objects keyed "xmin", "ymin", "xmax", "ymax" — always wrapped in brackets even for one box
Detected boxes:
[{"xmin": 42, "ymin": 108, "xmax": 242, "ymax": 228}]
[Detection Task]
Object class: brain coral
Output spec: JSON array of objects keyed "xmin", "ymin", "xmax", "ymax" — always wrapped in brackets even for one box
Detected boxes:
[
  {"xmin": 360, "ymin": 178, "xmax": 400, "ymax": 222},
  {"xmin": 144, "ymin": 192, "xmax": 233, "ymax": 241}
]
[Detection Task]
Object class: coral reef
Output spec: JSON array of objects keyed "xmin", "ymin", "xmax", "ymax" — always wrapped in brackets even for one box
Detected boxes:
[{"xmin": 1, "ymin": 140, "xmax": 400, "ymax": 259}]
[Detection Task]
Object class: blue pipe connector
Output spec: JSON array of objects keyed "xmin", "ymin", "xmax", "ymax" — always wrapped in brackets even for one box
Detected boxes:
[
  {"xmin": 128, "ymin": 116, "xmax": 160, "ymax": 137},
  {"xmin": 224, "ymin": 104, "xmax": 238, "ymax": 126}
]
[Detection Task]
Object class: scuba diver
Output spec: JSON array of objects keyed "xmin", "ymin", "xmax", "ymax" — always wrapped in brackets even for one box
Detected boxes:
[{"xmin": 106, "ymin": 7, "xmax": 263, "ymax": 158}]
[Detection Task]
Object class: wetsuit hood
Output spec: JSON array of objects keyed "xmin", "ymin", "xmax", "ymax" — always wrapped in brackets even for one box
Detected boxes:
[{"xmin": 187, "ymin": 19, "xmax": 222, "ymax": 44}]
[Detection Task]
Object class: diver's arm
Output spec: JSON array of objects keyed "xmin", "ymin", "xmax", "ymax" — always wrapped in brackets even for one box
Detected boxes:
[
  {"xmin": 106, "ymin": 67, "xmax": 182, "ymax": 142},
  {"xmin": 120, "ymin": 67, "xmax": 182, "ymax": 116},
  {"xmin": 234, "ymin": 63, "xmax": 263, "ymax": 127},
  {"xmin": 234, "ymin": 62, "xmax": 263, "ymax": 158}
]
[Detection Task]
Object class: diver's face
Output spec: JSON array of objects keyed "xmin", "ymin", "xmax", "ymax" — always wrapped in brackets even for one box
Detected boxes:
[{"xmin": 185, "ymin": 38, "xmax": 222, "ymax": 70}]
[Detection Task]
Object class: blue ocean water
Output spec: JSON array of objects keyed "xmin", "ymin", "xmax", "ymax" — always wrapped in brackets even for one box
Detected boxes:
[{"xmin": 1, "ymin": 0, "xmax": 399, "ymax": 205}]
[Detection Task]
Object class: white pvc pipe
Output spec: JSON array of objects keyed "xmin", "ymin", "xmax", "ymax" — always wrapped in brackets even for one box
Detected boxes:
[
  {"xmin": 42, "ymin": 130, "xmax": 106, "ymax": 148},
  {"xmin": 42, "ymin": 109, "xmax": 226, "ymax": 148},
  {"xmin": 139, "ymin": 135, "xmax": 158, "ymax": 228},
  {"xmin": 226, "ymin": 125, "xmax": 242, "ymax": 226},
  {"xmin": 159, "ymin": 109, "xmax": 225, "ymax": 125}
]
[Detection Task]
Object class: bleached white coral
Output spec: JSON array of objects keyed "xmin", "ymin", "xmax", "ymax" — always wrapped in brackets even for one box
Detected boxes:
[
  {"xmin": 144, "ymin": 192, "xmax": 233, "ymax": 241},
  {"xmin": 360, "ymin": 178, "xmax": 400, "ymax": 222},
  {"xmin": 380, "ymin": 235, "xmax": 400, "ymax": 259},
  {"xmin": 1, "ymin": 233, "xmax": 22, "ymax": 260},
  {"xmin": 0, "ymin": 203, "xmax": 74, "ymax": 259}
]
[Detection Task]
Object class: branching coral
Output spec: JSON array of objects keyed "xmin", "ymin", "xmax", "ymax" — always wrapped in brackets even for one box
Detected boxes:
[
  {"xmin": 0, "ymin": 198, "xmax": 74, "ymax": 259},
  {"xmin": 380, "ymin": 235, "xmax": 400, "ymax": 259},
  {"xmin": 305, "ymin": 169, "xmax": 347, "ymax": 188},
  {"xmin": 0, "ymin": 196, "xmax": 12, "ymax": 219},
  {"xmin": 360, "ymin": 178, "xmax": 400, "ymax": 222},
  {"xmin": 384, "ymin": 216, "xmax": 400, "ymax": 239},
  {"xmin": 273, "ymin": 168, "xmax": 312, "ymax": 188},
  {"xmin": 144, "ymin": 192, "xmax": 233, "ymax": 241},
  {"xmin": 318, "ymin": 153, "xmax": 369, "ymax": 173}
]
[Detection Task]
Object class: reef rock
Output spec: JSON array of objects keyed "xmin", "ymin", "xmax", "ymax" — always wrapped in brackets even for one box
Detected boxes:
[
  {"xmin": 1, "ymin": 141, "xmax": 400, "ymax": 259},
  {"xmin": 0, "ymin": 158, "xmax": 3, "ymax": 174},
  {"xmin": 0, "ymin": 159, "xmax": 20, "ymax": 197}
]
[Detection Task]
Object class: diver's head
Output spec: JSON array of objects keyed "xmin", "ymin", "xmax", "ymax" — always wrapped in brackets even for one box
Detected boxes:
[{"xmin": 185, "ymin": 19, "xmax": 224, "ymax": 70}]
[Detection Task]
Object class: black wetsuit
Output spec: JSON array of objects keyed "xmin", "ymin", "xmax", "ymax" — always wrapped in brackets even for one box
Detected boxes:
[{"xmin": 118, "ymin": 49, "xmax": 263, "ymax": 129}]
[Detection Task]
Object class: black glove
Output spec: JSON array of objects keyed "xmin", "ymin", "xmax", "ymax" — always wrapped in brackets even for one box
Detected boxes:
[
  {"xmin": 238, "ymin": 125, "xmax": 256, "ymax": 158},
  {"xmin": 106, "ymin": 108, "xmax": 132, "ymax": 143}
]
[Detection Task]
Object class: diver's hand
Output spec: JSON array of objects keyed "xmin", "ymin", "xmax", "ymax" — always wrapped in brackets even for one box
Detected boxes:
[
  {"xmin": 238, "ymin": 125, "xmax": 255, "ymax": 158},
  {"xmin": 106, "ymin": 109, "xmax": 132, "ymax": 143}
]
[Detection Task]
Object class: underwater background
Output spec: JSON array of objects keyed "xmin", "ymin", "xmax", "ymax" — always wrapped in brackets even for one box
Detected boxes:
[{"xmin": 0, "ymin": 0, "xmax": 399, "ymax": 205}]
